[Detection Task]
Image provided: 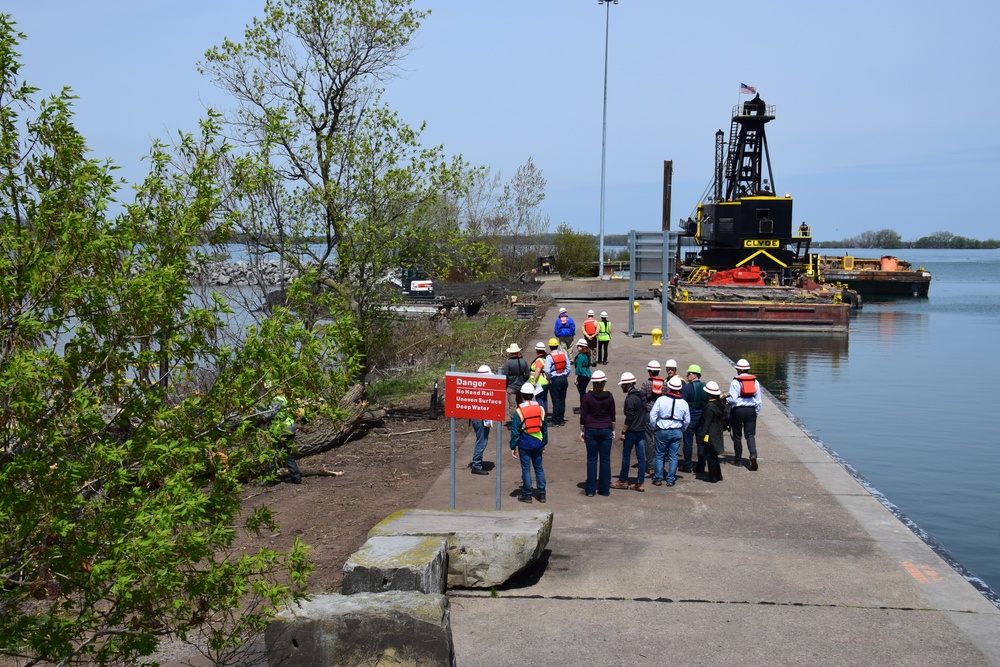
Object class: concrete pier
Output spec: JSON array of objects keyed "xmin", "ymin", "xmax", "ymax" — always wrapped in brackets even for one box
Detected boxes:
[{"xmin": 422, "ymin": 286, "xmax": 1000, "ymax": 666}]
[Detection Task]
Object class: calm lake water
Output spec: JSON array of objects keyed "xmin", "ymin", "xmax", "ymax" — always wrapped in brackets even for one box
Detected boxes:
[{"xmin": 703, "ymin": 248, "xmax": 1000, "ymax": 599}]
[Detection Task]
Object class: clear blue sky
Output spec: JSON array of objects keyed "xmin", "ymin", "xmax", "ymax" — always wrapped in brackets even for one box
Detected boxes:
[{"xmin": 9, "ymin": 1, "xmax": 1000, "ymax": 242}]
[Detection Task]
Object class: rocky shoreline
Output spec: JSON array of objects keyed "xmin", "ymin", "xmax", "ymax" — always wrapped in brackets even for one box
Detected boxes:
[{"xmin": 191, "ymin": 260, "xmax": 299, "ymax": 286}]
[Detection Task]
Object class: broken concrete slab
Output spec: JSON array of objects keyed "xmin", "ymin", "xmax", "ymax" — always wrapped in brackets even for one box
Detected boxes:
[
  {"xmin": 342, "ymin": 535, "xmax": 448, "ymax": 595},
  {"xmin": 368, "ymin": 509, "xmax": 553, "ymax": 588},
  {"xmin": 265, "ymin": 592, "xmax": 455, "ymax": 667}
]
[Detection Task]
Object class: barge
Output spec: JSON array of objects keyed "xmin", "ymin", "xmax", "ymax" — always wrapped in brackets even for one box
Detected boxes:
[
  {"xmin": 670, "ymin": 92, "xmax": 854, "ymax": 331},
  {"xmin": 817, "ymin": 254, "xmax": 932, "ymax": 297}
]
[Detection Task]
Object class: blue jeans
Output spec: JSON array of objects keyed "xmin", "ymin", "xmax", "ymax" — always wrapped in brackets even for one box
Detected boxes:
[
  {"xmin": 471, "ymin": 419, "xmax": 490, "ymax": 469},
  {"xmin": 654, "ymin": 428, "xmax": 682, "ymax": 484},
  {"xmin": 549, "ymin": 375, "xmax": 569, "ymax": 424},
  {"xmin": 584, "ymin": 427, "xmax": 614, "ymax": 495},
  {"xmin": 619, "ymin": 430, "xmax": 646, "ymax": 484},
  {"xmin": 683, "ymin": 410, "xmax": 702, "ymax": 470},
  {"xmin": 518, "ymin": 447, "xmax": 545, "ymax": 495}
]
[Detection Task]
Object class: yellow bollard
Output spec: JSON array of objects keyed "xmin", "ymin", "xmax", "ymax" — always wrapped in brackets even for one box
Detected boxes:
[
  {"xmin": 633, "ymin": 301, "xmax": 640, "ymax": 314},
  {"xmin": 651, "ymin": 328, "xmax": 662, "ymax": 346}
]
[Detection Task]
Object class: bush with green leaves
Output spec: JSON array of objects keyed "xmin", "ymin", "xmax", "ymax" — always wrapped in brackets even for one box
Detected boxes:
[{"xmin": 0, "ymin": 16, "xmax": 357, "ymax": 665}]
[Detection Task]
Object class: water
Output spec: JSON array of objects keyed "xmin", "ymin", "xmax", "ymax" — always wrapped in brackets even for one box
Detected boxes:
[{"xmin": 702, "ymin": 248, "xmax": 1000, "ymax": 597}]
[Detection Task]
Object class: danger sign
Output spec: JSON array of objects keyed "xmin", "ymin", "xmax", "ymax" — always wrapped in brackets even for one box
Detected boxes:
[{"xmin": 444, "ymin": 372, "xmax": 506, "ymax": 421}]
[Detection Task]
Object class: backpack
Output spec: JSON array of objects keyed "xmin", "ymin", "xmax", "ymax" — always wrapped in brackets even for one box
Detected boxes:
[{"xmin": 737, "ymin": 374, "xmax": 757, "ymax": 398}]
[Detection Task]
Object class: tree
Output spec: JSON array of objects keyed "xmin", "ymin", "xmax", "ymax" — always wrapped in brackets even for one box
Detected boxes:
[
  {"xmin": 1, "ymin": 17, "xmax": 355, "ymax": 664},
  {"xmin": 552, "ymin": 223, "xmax": 598, "ymax": 279},
  {"xmin": 201, "ymin": 0, "xmax": 476, "ymax": 375},
  {"xmin": 455, "ymin": 158, "xmax": 550, "ymax": 279}
]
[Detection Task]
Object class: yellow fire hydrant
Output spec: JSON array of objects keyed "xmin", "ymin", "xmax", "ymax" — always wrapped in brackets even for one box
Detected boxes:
[
  {"xmin": 651, "ymin": 328, "xmax": 662, "ymax": 346},
  {"xmin": 633, "ymin": 301, "xmax": 640, "ymax": 314}
]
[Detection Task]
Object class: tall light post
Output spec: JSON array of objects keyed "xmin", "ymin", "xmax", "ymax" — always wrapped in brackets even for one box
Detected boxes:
[{"xmin": 597, "ymin": 0, "xmax": 617, "ymax": 280}]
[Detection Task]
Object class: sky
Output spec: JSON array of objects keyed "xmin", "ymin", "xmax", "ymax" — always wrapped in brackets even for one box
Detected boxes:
[{"xmin": 8, "ymin": 1, "xmax": 1000, "ymax": 243}]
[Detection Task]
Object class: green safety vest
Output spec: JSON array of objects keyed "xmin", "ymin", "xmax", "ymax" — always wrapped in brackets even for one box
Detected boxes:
[{"xmin": 597, "ymin": 320, "xmax": 612, "ymax": 342}]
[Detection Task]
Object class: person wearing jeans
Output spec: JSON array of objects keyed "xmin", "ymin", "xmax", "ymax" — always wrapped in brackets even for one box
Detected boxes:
[
  {"xmin": 470, "ymin": 364, "xmax": 494, "ymax": 475},
  {"xmin": 510, "ymin": 383, "xmax": 548, "ymax": 503},
  {"xmin": 612, "ymin": 371, "xmax": 647, "ymax": 491},
  {"xmin": 580, "ymin": 370, "xmax": 615, "ymax": 497},
  {"xmin": 649, "ymin": 376, "xmax": 690, "ymax": 487}
]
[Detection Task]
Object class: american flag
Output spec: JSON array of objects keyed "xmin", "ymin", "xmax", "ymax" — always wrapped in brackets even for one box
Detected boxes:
[{"xmin": 740, "ymin": 83, "xmax": 757, "ymax": 95}]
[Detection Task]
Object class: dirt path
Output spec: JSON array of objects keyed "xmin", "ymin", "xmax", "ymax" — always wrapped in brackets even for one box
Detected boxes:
[{"xmin": 242, "ymin": 400, "xmax": 462, "ymax": 593}]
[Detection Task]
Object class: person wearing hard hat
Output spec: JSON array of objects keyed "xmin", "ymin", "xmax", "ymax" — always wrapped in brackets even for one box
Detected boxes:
[
  {"xmin": 612, "ymin": 371, "xmax": 646, "ymax": 492},
  {"xmin": 697, "ymin": 381, "xmax": 727, "ymax": 483},
  {"xmin": 503, "ymin": 343, "xmax": 530, "ymax": 423},
  {"xmin": 728, "ymin": 358, "xmax": 761, "ymax": 470},
  {"xmin": 529, "ymin": 342, "xmax": 550, "ymax": 413},
  {"xmin": 259, "ymin": 383, "xmax": 301, "ymax": 485},
  {"xmin": 580, "ymin": 369, "xmax": 616, "ymax": 497},
  {"xmin": 663, "ymin": 359, "xmax": 682, "ymax": 384},
  {"xmin": 639, "ymin": 360, "xmax": 664, "ymax": 476},
  {"xmin": 553, "ymin": 307, "xmax": 576, "ymax": 352},
  {"xmin": 510, "ymin": 382, "xmax": 548, "ymax": 503},
  {"xmin": 572, "ymin": 338, "xmax": 592, "ymax": 411},
  {"xmin": 470, "ymin": 364, "xmax": 494, "ymax": 475},
  {"xmin": 596, "ymin": 311, "xmax": 612, "ymax": 365},
  {"xmin": 649, "ymin": 375, "xmax": 690, "ymax": 487},
  {"xmin": 582, "ymin": 310, "xmax": 598, "ymax": 364},
  {"xmin": 543, "ymin": 338, "xmax": 570, "ymax": 426},
  {"xmin": 681, "ymin": 364, "xmax": 708, "ymax": 474}
]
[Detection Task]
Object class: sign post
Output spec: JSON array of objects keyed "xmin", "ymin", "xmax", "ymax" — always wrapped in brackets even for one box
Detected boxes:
[{"xmin": 444, "ymin": 372, "xmax": 507, "ymax": 509}]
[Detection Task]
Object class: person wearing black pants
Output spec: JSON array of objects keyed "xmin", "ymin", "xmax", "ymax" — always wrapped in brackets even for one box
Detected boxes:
[
  {"xmin": 727, "ymin": 358, "xmax": 761, "ymax": 470},
  {"xmin": 573, "ymin": 339, "xmax": 592, "ymax": 408}
]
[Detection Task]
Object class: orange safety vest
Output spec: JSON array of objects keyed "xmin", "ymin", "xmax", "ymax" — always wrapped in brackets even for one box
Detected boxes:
[
  {"xmin": 651, "ymin": 376, "xmax": 664, "ymax": 395},
  {"xmin": 736, "ymin": 374, "xmax": 758, "ymax": 398},
  {"xmin": 517, "ymin": 401, "xmax": 544, "ymax": 435},
  {"xmin": 549, "ymin": 351, "xmax": 568, "ymax": 374},
  {"xmin": 583, "ymin": 318, "xmax": 598, "ymax": 337}
]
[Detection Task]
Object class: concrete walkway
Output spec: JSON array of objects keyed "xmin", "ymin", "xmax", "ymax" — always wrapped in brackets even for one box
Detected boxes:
[{"xmin": 419, "ymin": 290, "xmax": 1000, "ymax": 666}]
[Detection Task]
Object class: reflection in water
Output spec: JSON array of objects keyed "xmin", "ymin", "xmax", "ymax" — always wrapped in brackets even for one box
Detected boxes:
[
  {"xmin": 702, "ymin": 248, "xmax": 1000, "ymax": 596},
  {"xmin": 704, "ymin": 333, "xmax": 848, "ymax": 408}
]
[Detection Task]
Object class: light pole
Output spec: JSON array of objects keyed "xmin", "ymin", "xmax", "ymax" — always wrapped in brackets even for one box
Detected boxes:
[{"xmin": 598, "ymin": 0, "xmax": 617, "ymax": 280}]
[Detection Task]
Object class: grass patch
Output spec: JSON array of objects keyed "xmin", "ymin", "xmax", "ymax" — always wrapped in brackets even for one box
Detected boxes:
[{"xmin": 367, "ymin": 301, "xmax": 548, "ymax": 405}]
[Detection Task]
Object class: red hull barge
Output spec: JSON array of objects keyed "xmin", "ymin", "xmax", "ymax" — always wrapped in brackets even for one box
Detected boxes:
[{"xmin": 668, "ymin": 297, "xmax": 850, "ymax": 332}]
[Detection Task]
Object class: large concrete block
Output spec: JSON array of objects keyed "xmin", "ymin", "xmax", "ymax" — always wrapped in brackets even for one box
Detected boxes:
[
  {"xmin": 265, "ymin": 592, "xmax": 455, "ymax": 667},
  {"xmin": 368, "ymin": 509, "xmax": 553, "ymax": 588},
  {"xmin": 342, "ymin": 535, "xmax": 448, "ymax": 595}
]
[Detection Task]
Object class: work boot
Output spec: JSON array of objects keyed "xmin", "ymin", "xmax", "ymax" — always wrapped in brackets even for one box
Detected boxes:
[
  {"xmin": 518, "ymin": 494, "xmax": 532, "ymax": 503},
  {"xmin": 537, "ymin": 493, "xmax": 546, "ymax": 503},
  {"xmin": 750, "ymin": 456, "xmax": 759, "ymax": 471}
]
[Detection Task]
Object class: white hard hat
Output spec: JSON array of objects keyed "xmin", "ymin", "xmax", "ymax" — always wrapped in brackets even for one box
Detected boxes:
[
  {"xmin": 619, "ymin": 372, "xmax": 636, "ymax": 385},
  {"xmin": 520, "ymin": 382, "xmax": 536, "ymax": 396},
  {"xmin": 666, "ymin": 376, "xmax": 683, "ymax": 391},
  {"xmin": 477, "ymin": 364, "xmax": 491, "ymax": 374},
  {"xmin": 646, "ymin": 360, "xmax": 661, "ymax": 371},
  {"xmin": 535, "ymin": 341, "xmax": 547, "ymax": 351},
  {"xmin": 704, "ymin": 381, "xmax": 721, "ymax": 396},
  {"xmin": 587, "ymin": 309, "xmax": 595, "ymax": 316},
  {"xmin": 735, "ymin": 358, "xmax": 751, "ymax": 371},
  {"xmin": 506, "ymin": 343, "xmax": 521, "ymax": 354},
  {"xmin": 576, "ymin": 338, "xmax": 590, "ymax": 348},
  {"xmin": 558, "ymin": 307, "xmax": 567, "ymax": 314},
  {"xmin": 591, "ymin": 370, "xmax": 607, "ymax": 382},
  {"xmin": 600, "ymin": 311, "xmax": 608, "ymax": 318},
  {"xmin": 665, "ymin": 359, "xmax": 678, "ymax": 368}
]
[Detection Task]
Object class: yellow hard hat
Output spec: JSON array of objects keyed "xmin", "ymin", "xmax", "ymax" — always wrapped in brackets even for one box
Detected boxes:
[{"xmin": 548, "ymin": 337, "xmax": 559, "ymax": 347}]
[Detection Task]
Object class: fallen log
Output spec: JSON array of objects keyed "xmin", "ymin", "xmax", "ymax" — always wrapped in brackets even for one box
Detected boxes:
[{"xmin": 294, "ymin": 385, "xmax": 386, "ymax": 457}]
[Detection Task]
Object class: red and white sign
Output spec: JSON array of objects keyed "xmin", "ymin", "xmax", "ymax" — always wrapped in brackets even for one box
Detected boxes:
[{"xmin": 444, "ymin": 372, "xmax": 506, "ymax": 421}]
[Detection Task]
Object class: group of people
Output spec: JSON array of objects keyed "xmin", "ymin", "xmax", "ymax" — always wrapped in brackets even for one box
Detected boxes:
[{"xmin": 469, "ymin": 305, "xmax": 763, "ymax": 505}]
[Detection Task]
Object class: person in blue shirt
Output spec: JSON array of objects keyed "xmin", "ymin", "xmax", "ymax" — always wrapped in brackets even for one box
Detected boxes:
[{"xmin": 553, "ymin": 307, "xmax": 576, "ymax": 352}]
